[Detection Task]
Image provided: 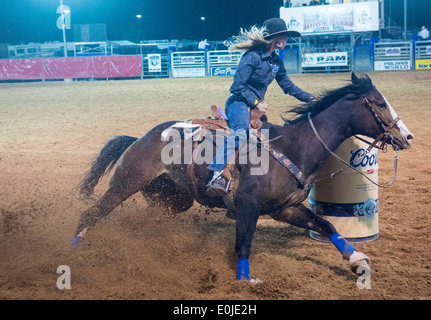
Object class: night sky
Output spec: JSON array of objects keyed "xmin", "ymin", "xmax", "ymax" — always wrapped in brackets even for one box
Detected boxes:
[{"xmin": 0, "ymin": 0, "xmax": 430, "ymax": 44}]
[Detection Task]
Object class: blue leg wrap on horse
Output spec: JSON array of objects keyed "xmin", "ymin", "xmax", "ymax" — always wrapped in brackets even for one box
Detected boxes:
[
  {"xmin": 70, "ymin": 236, "xmax": 83, "ymax": 248},
  {"xmin": 237, "ymin": 259, "xmax": 251, "ymax": 280},
  {"xmin": 330, "ymin": 233, "xmax": 356, "ymax": 256}
]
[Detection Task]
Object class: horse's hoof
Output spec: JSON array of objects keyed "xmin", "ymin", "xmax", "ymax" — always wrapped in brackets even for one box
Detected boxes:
[
  {"xmin": 70, "ymin": 228, "xmax": 87, "ymax": 248},
  {"xmin": 349, "ymin": 251, "xmax": 371, "ymax": 274},
  {"xmin": 250, "ymin": 278, "xmax": 263, "ymax": 284},
  {"xmin": 70, "ymin": 236, "xmax": 83, "ymax": 248}
]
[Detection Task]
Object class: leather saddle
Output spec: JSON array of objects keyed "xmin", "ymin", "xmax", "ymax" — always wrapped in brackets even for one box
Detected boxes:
[
  {"xmin": 190, "ymin": 105, "xmax": 267, "ymax": 132},
  {"xmin": 186, "ymin": 105, "xmax": 307, "ymax": 214},
  {"xmin": 186, "ymin": 105, "xmax": 267, "ymax": 209}
]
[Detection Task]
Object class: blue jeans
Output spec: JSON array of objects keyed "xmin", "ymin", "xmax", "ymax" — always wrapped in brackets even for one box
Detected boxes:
[{"xmin": 208, "ymin": 100, "xmax": 249, "ymax": 172}]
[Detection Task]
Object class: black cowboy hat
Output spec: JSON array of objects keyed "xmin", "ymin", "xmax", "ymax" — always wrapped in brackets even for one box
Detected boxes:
[{"xmin": 263, "ymin": 18, "xmax": 301, "ymax": 39}]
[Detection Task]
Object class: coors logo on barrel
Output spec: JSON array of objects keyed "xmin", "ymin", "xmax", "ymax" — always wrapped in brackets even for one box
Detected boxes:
[{"xmin": 349, "ymin": 148, "xmax": 378, "ymax": 169}]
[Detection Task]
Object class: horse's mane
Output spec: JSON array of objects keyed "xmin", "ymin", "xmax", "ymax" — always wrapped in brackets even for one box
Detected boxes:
[{"xmin": 282, "ymin": 73, "xmax": 375, "ymax": 125}]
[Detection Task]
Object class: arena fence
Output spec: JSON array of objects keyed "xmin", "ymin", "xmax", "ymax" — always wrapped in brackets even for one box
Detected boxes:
[
  {"xmin": 283, "ymin": 48, "xmax": 301, "ymax": 74},
  {"xmin": 141, "ymin": 52, "xmax": 170, "ymax": 79},
  {"xmin": 1, "ymin": 40, "xmax": 430, "ymax": 81},
  {"xmin": 0, "ymin": 55, "xmax": 141, "ymax": 81},
  {"xmin": 374, "ymin": 41, "xmax": 413, "ymax": 71},
  {"xmin": 299, "ymin": 32, "xmax": 354, "ymax": 74},
  {"xmin": 170, "ymin": 51, "xmax": 206, "ymax": 78},
  {"xmin": 206, "ymin": 50, "xmax": 243, "ymax": 77},
  {"xmin": 353, "ymin": 44, "xmax": 374, "ymax": 72},
  {"xmin": 414, "ymin": 40, "xmax": 431, "ymax": 70}
]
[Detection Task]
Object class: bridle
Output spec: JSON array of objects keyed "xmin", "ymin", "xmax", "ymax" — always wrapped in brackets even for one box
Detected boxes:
[
  {"xmin": 359, "ymin": 94, "xmax": 401, "ymax": 153},
  {"xmin": 308, "ymin": 93, "xmax": 401, "ymax": 188}
]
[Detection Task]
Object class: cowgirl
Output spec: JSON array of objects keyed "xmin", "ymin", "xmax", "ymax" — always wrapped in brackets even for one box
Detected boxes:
[{"xmin": 207, "ymin": 18, "xmax": 315, "ymax": 196}]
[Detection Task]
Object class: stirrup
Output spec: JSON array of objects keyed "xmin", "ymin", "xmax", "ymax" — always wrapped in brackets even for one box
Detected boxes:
[{"xmin": 206, "ymin": 173, "xmax": 230, "ymax": 197}]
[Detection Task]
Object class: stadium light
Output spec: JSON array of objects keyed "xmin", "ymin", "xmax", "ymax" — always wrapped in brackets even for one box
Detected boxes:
[
  {"xmin": 404, "ymin": 0, "xmax": 407, "ymax": 41},
  {"xmin": 201, "ymin": 17, "xmax": 205, "ymax": 21},
  {"xmin": 136, "ymin": 14, "xmax": 142, "ymax": 19},
  {"xmin": 59, "ymin": 0, "xmax": 68, "ymax": 57}
]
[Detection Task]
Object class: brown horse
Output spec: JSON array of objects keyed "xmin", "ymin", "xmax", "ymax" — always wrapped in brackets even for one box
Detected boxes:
[{"xmin": 71, "ymin": 73, "xmax": 414, "ymax": 281}]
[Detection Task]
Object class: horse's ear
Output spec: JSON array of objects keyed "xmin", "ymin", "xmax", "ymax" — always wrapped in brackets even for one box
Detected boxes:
[{"xmin": 351, "ymin": 72, "xmax": 359, "ymax": 84}]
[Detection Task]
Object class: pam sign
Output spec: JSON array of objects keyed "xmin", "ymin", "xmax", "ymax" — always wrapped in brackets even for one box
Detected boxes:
[{"xmin": 302, "ymin": 52, "xmax": 348, "ymax": 67}]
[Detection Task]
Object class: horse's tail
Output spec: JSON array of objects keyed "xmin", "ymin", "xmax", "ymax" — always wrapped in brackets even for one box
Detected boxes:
[{"xmin": 77, "ymin": 135, "xmax": 138, "ymax": 199}]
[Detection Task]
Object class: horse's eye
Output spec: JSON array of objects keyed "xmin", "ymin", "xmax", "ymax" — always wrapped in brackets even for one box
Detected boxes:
[{"xmin": 377, "ymin": 103, "xmax": 386, "ymax": 109}]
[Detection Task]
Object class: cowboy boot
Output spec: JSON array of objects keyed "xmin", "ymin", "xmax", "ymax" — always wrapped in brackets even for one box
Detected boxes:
[{"xmin": 206, "ymin": 171, "xmax": 228, "ymax": 197}]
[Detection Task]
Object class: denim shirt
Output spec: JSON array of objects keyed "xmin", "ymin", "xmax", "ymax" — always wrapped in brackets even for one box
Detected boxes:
[{"xmin": 228, "ymin": 45, "xmax": 313, "ymax": 107}]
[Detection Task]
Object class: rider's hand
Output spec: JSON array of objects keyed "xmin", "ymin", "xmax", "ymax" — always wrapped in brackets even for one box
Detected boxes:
[{"xmin": 256, "ymin": 102, "xmax": 269, "ymax": 112}]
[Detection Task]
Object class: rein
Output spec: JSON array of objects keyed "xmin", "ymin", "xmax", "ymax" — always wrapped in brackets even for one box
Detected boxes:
[{"xmin": 307, "ymin": 95, "xmax": 400, "ymax": 189}]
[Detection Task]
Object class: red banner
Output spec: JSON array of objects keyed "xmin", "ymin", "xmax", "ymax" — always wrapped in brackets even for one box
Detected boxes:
[
  {"xmin": 0, "ymin": 56, "xmax": 142, "ymax": 80},
  {"xmin": 43, "ymin": 57, "xmax": 93, "ymax": 79},
  {"xmin": 93, "ymin": 56, "xmax": 142, "ymax": 78},
  {"xmin": 0, "ymin": 59, "xmax": 43, "ymax": 80}
]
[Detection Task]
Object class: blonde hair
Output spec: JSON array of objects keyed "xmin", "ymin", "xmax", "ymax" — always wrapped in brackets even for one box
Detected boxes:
[{"xmin": 229, "ymin": 25, "xmax": 272, "ymax": 51}]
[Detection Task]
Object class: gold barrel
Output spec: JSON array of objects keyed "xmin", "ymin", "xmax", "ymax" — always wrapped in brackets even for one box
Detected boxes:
[{"xmin": 309, "ymin": 136, "xmax": 379, "ymax": 242}]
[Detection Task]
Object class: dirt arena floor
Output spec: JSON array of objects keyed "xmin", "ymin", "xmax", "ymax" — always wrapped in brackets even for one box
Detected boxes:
[{"xmin": 0, "ymin": 71, "xmax": 430, "ymax": 301}]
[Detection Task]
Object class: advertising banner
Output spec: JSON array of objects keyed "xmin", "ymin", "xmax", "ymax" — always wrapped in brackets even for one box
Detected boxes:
[
  {"xmin": 92, "ymin": 56, "xmax": 142, "ymax": 78},
  {"xmin": 280, "ymin": 1, "xmax": 379, "ymax": 34},
  {"xmin": 43, "ymin": 57, "xmax": 92, "ymax": 79},
  {"xmin": 416, "ymin": 60, "xmax": 431, "ymax": 70},
  {"xmin": 384, "ymin": 48, "xmax": 401, "ymax": 56},
  {"xmin": 172, "ymin": 68, "xmax": 205, "ymax": 78},
  {"xmin": 302, "ymin": 52, "xmax": 348, "ymax": 67},
  {"xmin": 147, "ymin": 54, "xmax": 162, "ymax": 72},
  {"xmin": 217, "ymin": 55, "xmax": 233, "ymax": 63},
  {"xmin": 0, "ymin": 59, "xmax": 43, "ymax": 80},
  {"xmin": 181, "ymin": 56, "xmax": 197, "ymax": 64},
  {"xmin": 374, "ymin": 60, "xmax": 411, "ymax": 71},
  {"xmin": 211, "ymin": 67, "xmax": 237, "ymax": 76},
  {"xmin": 0, "ymin": 56, "xmax": 142, "ymax": 80}
]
